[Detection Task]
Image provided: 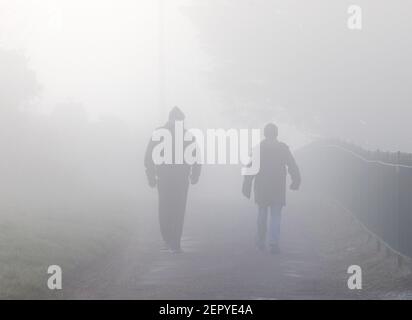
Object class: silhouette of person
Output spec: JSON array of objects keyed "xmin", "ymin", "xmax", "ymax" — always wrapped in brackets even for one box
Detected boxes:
[
  {"xmin": 242, "ymin": 123, "xmax": 300, "ymax": 254},
  {"xmin": 145, "ymin": 107, "xmax": 201, "ymax": 253}
]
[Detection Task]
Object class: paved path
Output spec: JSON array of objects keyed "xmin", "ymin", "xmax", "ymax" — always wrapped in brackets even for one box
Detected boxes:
[{"xmin": 66, "ymin": 191, "xmax": 412, "ymax": 299}]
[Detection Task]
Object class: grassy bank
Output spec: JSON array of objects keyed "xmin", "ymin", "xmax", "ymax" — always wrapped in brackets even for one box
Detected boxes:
[{"xmin": 0, "ymin": 204, "xmax": 135, "ymax": 299}]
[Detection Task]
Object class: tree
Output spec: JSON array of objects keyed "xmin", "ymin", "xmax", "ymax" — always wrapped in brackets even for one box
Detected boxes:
[
  {"xmin": 0, "ymin": 49, "xmax": 39, "ymax": 115},
  {"xmin": 183, "ymin": 1, "xmax": 412, "ymax": 150}
]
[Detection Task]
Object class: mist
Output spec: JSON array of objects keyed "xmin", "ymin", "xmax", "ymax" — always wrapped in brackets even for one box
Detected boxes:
[{"xmin": 1, "ymin": 0, "xmax": 411, "ymax": 300}]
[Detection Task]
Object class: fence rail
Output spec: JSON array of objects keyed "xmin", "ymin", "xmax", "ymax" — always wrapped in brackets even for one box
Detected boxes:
[{"xmin": 302, "ymin": 140, "xmax": 412, "ymax": 258}]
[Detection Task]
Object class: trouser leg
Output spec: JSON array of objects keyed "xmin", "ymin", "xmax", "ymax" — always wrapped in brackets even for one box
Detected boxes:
[
  {"xmin": 170, "ymin": 184, "xmax": 189, "ymax": 250},
  {"xmin": 158, "ymin": 179, "xmax": 189, "ymax": 250},
  {"xmin": 257, "ymin": 206, "xmax": 268, "ymax": 246},
  {"xmin": 158, "ymin": 185, "xmax": 173, "ymax": 247},
  {"xmin": 269, "ymin": 205, "xmax": 283, "ymax": 245}
]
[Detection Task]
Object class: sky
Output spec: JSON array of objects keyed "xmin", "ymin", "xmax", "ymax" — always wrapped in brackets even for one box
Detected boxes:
[
  {"xmin": 183, "ymin": 0, "xmax": 412, "ymax": 152},
  {"xmin": 0, "ymin": 0, "xmax": 312, "ymax": 149},
  {"xmin": 1, "ymin": 1, "xmax": 411, "ymax": 151},
  {"xmin": 0, "ymin": 1, "xmax": 208, "ymax": 124}
]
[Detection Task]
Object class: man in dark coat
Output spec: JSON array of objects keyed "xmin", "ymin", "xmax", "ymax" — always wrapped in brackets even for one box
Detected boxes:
[
  {"xmin": 243, "ymin": 123, "xmax": 300, "ymax": 254},
  {"xmin": 145, "ymin": 107, "xmax": 201, "ymax": 253}
]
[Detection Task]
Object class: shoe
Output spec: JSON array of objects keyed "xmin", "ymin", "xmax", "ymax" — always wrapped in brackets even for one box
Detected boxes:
[
  {"xmin": 160, "ymin": 242, "xmax": 171, "ymax": 252},
  {"xmin": 270, "ymin": 243, "xmax": 280, "ymax": 254}
]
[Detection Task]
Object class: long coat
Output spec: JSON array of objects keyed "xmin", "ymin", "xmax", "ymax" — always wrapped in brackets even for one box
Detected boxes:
[{"xmin": 243, "ymin": 139, "xmax": 300, "ymax": 207}]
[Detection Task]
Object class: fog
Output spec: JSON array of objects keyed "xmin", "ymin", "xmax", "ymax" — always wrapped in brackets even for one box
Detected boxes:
[{"xmin": 0, "ymin": 0, "xmax": 411, "ymax": 299}]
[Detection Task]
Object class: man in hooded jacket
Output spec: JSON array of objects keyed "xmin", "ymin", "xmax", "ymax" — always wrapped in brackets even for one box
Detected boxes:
[{"xmin": 145, "ymin": 107, "xmax": 201, "ymax": 253}]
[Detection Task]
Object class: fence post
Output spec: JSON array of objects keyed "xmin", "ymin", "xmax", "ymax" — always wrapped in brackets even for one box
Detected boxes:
[{"xmin": 397, "ymin": 151, "xmax": 401, "ymax": 254}]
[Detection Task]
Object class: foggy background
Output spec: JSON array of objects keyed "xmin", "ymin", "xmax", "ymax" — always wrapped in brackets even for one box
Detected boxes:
[{"xmin": 0, "ymin": 0, "xmax": 411, "ymax": 299}]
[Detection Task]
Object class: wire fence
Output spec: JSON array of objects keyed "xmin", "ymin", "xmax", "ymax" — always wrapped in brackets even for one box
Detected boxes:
[{"xmin": 302, "ymin": 140, "xmax": 412, "ymax": 258}]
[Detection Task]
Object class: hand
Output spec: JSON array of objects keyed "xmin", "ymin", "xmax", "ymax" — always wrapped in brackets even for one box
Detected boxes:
[
  {"xmin": 242, "ymin": 189, "xmax": 251, "ymax": 199},
  {"xmin": 290, "ymin": 181, "xmax": 300, "ymax": 191},
  {"xmin": 190, "ymin": 175, "xmax": 199, "ymax": 185},
  {"xmin": 148, "ymin": 176, "xmax": 157, "ymax": 188}
]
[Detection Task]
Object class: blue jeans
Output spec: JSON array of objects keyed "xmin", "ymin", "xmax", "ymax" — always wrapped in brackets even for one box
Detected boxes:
[{"xmin": 257, "ymin": 205, "xmax": 283, "ymax": 246}]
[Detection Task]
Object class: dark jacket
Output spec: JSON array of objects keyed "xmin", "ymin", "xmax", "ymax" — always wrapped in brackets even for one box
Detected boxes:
[
  {"xmin": 243, "ymin": 139, "xmax": 300, "ymax": 207},
  {"xmin": 144, "ymin": 121, "xmax": 201, "ymax": 185}
]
